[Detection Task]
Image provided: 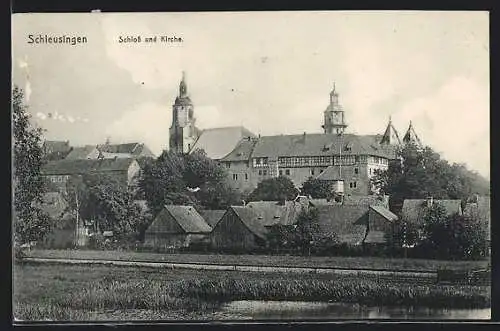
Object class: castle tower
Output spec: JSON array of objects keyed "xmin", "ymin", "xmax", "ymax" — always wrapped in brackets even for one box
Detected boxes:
[
  {"xmin": 380, "ymin": 116, "xmax": 401, "ymax": 145},
  {"xmin": 169, "ymin": 71, "xmax": 198, "ymax": 153},
  {"xmin": 402, "ymin": 121, "xmax": 423, "ymax": 148},
  {"xmin": 322, "ymin": 83, "xmax": 347, "ymax": 134}
]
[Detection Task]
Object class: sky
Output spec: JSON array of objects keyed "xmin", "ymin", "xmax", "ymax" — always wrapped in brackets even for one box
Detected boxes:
[{"xmin": 12, "ymin": 11, "xmax": 490, "ymax": 178}]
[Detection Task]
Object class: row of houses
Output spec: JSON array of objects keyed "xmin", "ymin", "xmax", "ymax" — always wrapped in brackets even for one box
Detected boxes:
[{"xmin": 37, "ymin": 186, "xmax": 490, "ymax": 252}]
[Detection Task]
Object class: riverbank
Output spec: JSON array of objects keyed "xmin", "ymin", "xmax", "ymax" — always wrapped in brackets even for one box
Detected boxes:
[
  {"xmin": 13, "ymin": 262, "xmax": 490, "ymax": 321},
  {"xmin": 25, "ymin": 249, "xmax": 489, "ymax": 272}
]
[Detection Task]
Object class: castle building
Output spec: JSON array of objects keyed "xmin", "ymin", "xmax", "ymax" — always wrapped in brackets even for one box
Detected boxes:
[{"xmin": 168, "ymin": 74, "xmax": 422, "ymax": 196}]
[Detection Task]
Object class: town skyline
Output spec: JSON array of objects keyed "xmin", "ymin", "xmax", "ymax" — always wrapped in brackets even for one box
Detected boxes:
[{"xmin": 12, "ymin": 11, "xmax": 489, "ymax": 178}]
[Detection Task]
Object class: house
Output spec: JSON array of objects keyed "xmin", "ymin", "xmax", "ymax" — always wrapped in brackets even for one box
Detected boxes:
[
  {"xmin": 199, "ymin": 209, "xmax": 226, "ymax": 228},
  {"xmin": 64, "ymin": 145, "xmax": 100, "ymax": 160},
  {"xmin": 36, "ymin": 192, "xmax": 88, "ymax": 248},
  {"xmin": 401, "ymin": 197, "xmax": 463, "ymax": 226},
  {"xmin": 97, "ymin": 142, "xmax": 156, "ymax": 159},
  {"xmin": 245, "ymin": 199, "xmax": 308, "ymax": 227},
  {"xmin": 315, "ymin": 202, "xmax": 397, "ymax": 246},
  {"xmin": 144, "ymin": 205, "xmax": 212, "ymax": 249},
  {"xmin": 43, "ymin": 140, "xmax": 72, "ymax": 161},
  {"xmin": 210, "ymin": 206, "xmax": 268, "ymax": 251},
  {"xmin": 41, "ymin": 157, "xmax": 141, "ymax": 191}
]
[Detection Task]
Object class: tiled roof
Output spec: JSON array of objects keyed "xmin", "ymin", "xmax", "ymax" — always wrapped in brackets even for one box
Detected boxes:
[
  {"xmin": 219, "ymin": 137, "xmax": 258, "ymax": 162},
  {"xmin": 316, "ymin": 205, "xmax": 369, "ymax": 245},
  {"xmin": 190, "ymin": 126, "xmax": 256, "ymax": 160},
  {"xmin": 98, "ymin": 143, "xmax": 155, "ymax": 157},
  {"xmin": 165, "ymin": 205, "xmax": 212, "ymax": 233},
  {"xmin": 199, "ymin": 209, "xmax": 226, "ymax": 227},
  {"xmin": 370, "ymin": 204, "xmax": 398, "ymax": 222},
  {"xmin": 43, "ymin": 140, "xmax": 71, "ymax": 154},
  {"xmin": 310, "ymin": 195, "xmax": 388, "ymax": 209},
  {"xmin": 147, "ymin": 205, "xmax": 211, "ymax": 234},
  {"xmin": 231, "ymin": 206, "xmax": 268, "ymax": 240},
  {"xmin": 246, "ymin": 200, "xmax": 305, "ymax": 226},
  {"xmin": 41, "ymin": 158, "xmax": 137, "ymax": 175},
  {"xmin": 315, "ymin": 166, "xmax": 342, "ymax": 181},
  {"xmin": 250, "ymin": 133, "xmax": 398, "ymax": 160},
  {"xmin": 65, "ymin": 145, "xmax": 99, "ymax": 160},
  {"xmin": 401, "ymin": 199, "xmax": 462, "ymax": 225},
  {"xmin": 100, "ymin": 152, "xmax": 134, "ymax": 159}
]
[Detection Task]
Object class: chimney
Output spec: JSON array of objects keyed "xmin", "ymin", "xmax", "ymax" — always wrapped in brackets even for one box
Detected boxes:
[{"xmin": 426, "ymin": 196, "xmax": 433, "ymax": 208}]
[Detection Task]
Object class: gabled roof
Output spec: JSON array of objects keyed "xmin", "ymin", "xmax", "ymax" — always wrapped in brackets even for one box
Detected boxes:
[
  {"xmin": 246, "ymin": 200, "xmax": 305, "ymax": 226},
  {"xmin": 369, "ymin": 204, "xmax": 398, "ymax": 222},
  {"xmin": 190, "ymin": 126, "xmax": 256, "ymax": 160},
  {"xmin": 230, "ymin": 206, "xmax": 268, "ymax": 240},
  {"xmin": 65, "ymin": 145, "xmax": 99, "ymax": 160},
  {"xmin": 199, "ymin": 209, "xmax": 226, "ymax": 227},
  {"xmin": 147, "ymin": 205, "xmax": 211, "ymax": 234},
  {"xmin": 315, "ymin": 166, "xmax": 342, "ymax": 181},
  {"xmin": 380, "ymin": 119, "xmax": 401, "ymax": 145},
  {"xmin": 316, "ymin": 204, "xmax": 369, "ymax": 244},
  {"xmin": 250, "ymin": 133, "xmax": 397, "ymax": 160},
  {"xmin": 401, "ymin": 199, "xmax": 462, "ymax": 225},
  {"xmin": 41, "ymin": 158, "xmax": 137, "ymax": 175},
  {"xmin": 98, "ymin": 143, "xmax": 155, "ymax": 157},
  {"xmin": 402, "ymin": 122, "xmax": 423, "ymax": 147},
  {"xmin": 219, "ymin": 137, "xmax": 258, "ymax": 162},
  {"xmin": 164, "ymin": 205, "xmax": 212, "ymax": 233},
  {"xmin": 43, "ymin": 140, "xmax": 71, "ymax": 154}
]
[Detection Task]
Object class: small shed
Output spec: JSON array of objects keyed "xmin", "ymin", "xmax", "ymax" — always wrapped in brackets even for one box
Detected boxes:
[
  {"xmin": 210, "ymin": 206, "xmax": 268, "ymax": 251},
  {"xmin": 144, "ymin": 205, "xmax": 212, "ymax": 249},
  {"xmin": 362, "ymin": 205, "xmax": 398, "ymax": 244}
]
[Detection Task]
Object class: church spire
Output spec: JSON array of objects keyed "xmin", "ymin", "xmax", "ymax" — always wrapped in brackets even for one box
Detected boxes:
[
  {"xmin": 179, "ymin": 71, "xmax": 188, "ymax": 98},
  {"xmin": 323, "ymin": 82, "xmax": 347, "ymax": 134},
  {"xmin": 403, "ymin": 120, "xmax": 422, "ymax": 148},
  {"xmin": 380, "ymin": 115, "xmax": 401, "ymax": 145}
]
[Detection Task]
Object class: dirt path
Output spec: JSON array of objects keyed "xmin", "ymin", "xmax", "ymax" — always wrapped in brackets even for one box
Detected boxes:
[{"xmin": 22, "ymin": 257, "xmax": 437, "ymax": 280}]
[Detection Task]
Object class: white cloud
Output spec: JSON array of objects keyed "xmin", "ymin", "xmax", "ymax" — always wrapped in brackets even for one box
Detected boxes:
[{"xmin": 36, "ymin": 112, "xmax": 47, "ymax": 120}]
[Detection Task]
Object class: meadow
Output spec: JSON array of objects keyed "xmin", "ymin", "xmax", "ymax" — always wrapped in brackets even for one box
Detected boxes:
[
  {"xmin": 13, "ymin": 261, "xmax": 491, "ymax": 321},
  {"xmin": 26, "ymin": 249, "xmax": 489, "ymax": 272}
]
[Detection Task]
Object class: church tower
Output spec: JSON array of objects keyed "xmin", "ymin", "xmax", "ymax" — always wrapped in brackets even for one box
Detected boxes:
[
  {"xmin": 380, "ymin": 116, "xmax": 401, "ymax": 145},
  {"xmin": 322, "ymin": 83, "xmax": 348, "ymax": 134},
  {"xmin": 169, "ymin": 71, "xmax": 198, "ymax": 153}
]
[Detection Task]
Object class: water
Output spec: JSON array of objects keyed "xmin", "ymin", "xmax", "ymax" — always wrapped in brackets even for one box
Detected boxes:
[{"xmin": 221, "ymin": 300, "xmax": 491, "ymax": 320}]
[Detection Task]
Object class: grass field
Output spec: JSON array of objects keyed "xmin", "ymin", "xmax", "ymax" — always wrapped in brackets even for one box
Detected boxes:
[
  {"xmin": 13, "ymin": 261, "xmax": 491, "ymax": 321},
  {"xmin": 25, "ymin": 249, "xmax": 489, "ymax": 272}
]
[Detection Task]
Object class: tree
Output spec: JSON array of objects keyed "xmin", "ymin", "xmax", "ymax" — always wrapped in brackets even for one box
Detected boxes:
[
  {"xmin": 139, "ymin": 149, "xmax": 241, "ymax": 215},
  {"xmin": 12, "ymin": 86, "xmax": 50, "ymax": 244},
  {"xmin": 301, "ymin": 177, "xmax": 333, "ymax": 199},
  {"xmin": 371, "ymin": 143, "xmax": 490, "ymax": 212},
  {"xmin": 248, "ymin": 176, "xmax": 299, "ymax": 202}
]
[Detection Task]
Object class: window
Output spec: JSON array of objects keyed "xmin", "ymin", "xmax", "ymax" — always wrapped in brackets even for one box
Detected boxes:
[
  {"xmin": 227, "ymin": 163, "xmax": 231, "ymax": 168},
  {"xmin": 258, "ymin": 170, "xmax": 262, "ymax": 176},
  {"xmin": 285, "ymin": 169, "xmax": 290, "ymax": 176},
  {"xmin": 232, "ymin": 174, "xmax": 238, "ymax": 181},
  {"xmin": 311, "ymin": 169, "xmax": 315, "ymax": 176},
  {"xmin": 349, "ymin": 182, "xmax": 357, "ymax": 189},
  {"xmin": 349, "ymin": 182, "xmax": 352, "ymax": 189},
  {"xmin": 369, "ymin": 168, "xmax": 372, "ymax": 175},
  {"xmin": 320, "ymin": 168, "xmax": 324, "ymax": 173},
  {"xmin": 245, "ymin": 173, "xmax": 248, "ymax": 180},
  {"xmin": 354, "ymin": 168, "xmax": 359, "ymax": 175},
  {"xmin": 263, "ymin": 170, "xmax": 267, "ymax": 176},
  {"xmin": 279, "ymin": 170, "xmax": 283, "ymax": 176}
]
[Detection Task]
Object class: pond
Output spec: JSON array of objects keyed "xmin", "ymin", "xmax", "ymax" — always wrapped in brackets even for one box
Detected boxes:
[{"xmin": 220, "ymin": 300, "xmax": 491, "ymax": 320}]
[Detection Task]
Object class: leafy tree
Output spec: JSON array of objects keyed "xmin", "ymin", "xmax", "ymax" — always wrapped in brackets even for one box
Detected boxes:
[
  {"xmin": 12, "ymin": 86, "xmax": 50, "ymax": 244},
  {"xmin": 372, "ymin": 143, "xmax": 489, "ymax": 212},
  {"xmin": 139, "ymin": 149, "xmax": 240, "ymax": 215},
  {"xmin": 301, "ymin": 177, "xmax": 333, "ymax": 199},
  {"xmin": 294, "ymin": 207, "xmax": 327, "ymax": 254},
  {"xmin": 248, "ymin": 176, "xmax": 299, "ymax": 202}
]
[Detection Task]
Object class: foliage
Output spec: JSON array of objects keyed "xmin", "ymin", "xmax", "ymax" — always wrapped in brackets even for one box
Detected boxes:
[
  {"xmin": 139, "ymin": 149, "xmax": 240, "ymax": 215},
  {"xmin": 421, "ymin": 204, "xmax": 489, "ymax": 260},
  {"xmin": 64, "ymin": 173, "xmax": 151, "ymax": 242},
  {"xmin": 12, "ymin": 85, "xmax": 50, "ymax": 244},
  {"xmin": 371, "ymin": 144, "xmax": 490, "ymax": 211},
  {"xmin": 248, "ymin": 176, "xmax": 298, "ymax": 202},
  {"xmin": 300, "ymin": 177, "xmax": 333, "ymax": 199}
]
